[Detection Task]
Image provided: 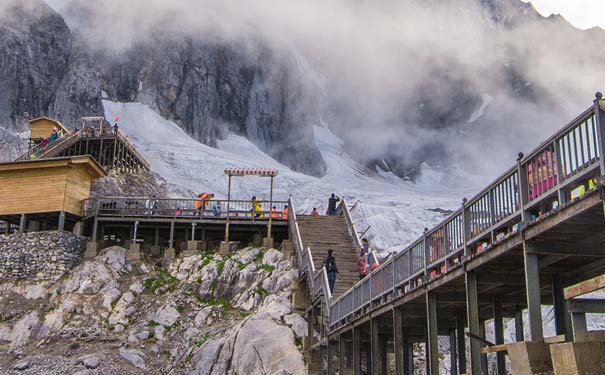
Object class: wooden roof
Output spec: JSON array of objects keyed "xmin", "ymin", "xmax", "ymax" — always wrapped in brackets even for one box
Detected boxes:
[
  {"xmin": 28, "ymin": 117, "xmax": 69, "ymax": 134},
  {"xmin": 0, "ymin": 156, "xmax": 107, "ymax": 179}
]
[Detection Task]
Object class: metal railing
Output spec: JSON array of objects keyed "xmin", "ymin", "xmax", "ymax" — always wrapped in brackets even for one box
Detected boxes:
[
  {"xmin": 83, "ymin": 197, "xmax": 289, "ymax": 220},
  {"xmin": 338, "ymin": 199, "xmax": 380, "ymax": 267},
  {"xmin": 329, "ymin": 99, "xmax": 605, "ymax": 330}
]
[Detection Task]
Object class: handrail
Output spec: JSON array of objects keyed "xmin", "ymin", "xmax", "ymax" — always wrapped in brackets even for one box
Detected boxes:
[
  {"xmin": 328, "ymin": 99, "xmax": 603, "ymax": 331},
  {"xmin": 339, "ymin": 199, "xmax": 380, "ymax": 266}
]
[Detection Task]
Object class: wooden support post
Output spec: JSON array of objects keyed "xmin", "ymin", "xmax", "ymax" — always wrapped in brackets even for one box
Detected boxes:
[
  {"xmin": 154, "ymin": 227, "xmax": 159, "ymax": 246},
  {"xmin": 380, "ymin": 336, "xmax": 388, "ymax": 375},
  {"xmin": 339, "ymin": 334, "xmax": 346, "ymax": 375},
  {"xmin": 403, "ymin": 331, "xmax": 413, "ymax": 375},
  {"xmin": 466, "ymin": 271, "xmax": 482, "ymax": 374},
  {"xmin": 169, "ymin": 221, "xmax": 175, "ymax": 250},
  {"xmin": 449, "ymin": 330, "xmax": 457, "ymax": 375},
  {"xmin": 19, "ymin": 214, "xmax": 26, "ymax": 233},
  {"xmin": 493, "ymin": 298, "xmax": 506, "ymax": 375},
  {"xmin": 523, "ymin": 241, "xmax": 544, "ymax": 342},
  {"xmin": 224, "ymin": 175, "xmax": 232, "ymax": 243},
  {"xmin": 353, "ymin": 327, "xmax": 361, "ymax": 375},
  {"xmin": 552, "ymin": 274, "xmax": 569, "ymax": 338},
  {"xmin": 57, "ymin": 211, "xmax": 65, "ymax": 232},
  {"xmin": 513, "ymin": 311, "xmax": 523, "ymax": 343},
  {"xmin": 394, "ymin": 308, "xmax": 404, "ymax": 374},
  {"xmin": 571, "ymin": 312, "xmax": 588, "ymax": 340},
  {"xmin": 479, "ymin": 321, "xmax": 488, "ymax": 375},
  {"xmin": 371, "ymin": 319, "xmax": 382, "ymax": 375},
  {"xmin": 327, "ymin": 341, "xmax": 334, "ymax": 375},
  {"xmin": 318, "ymin": 345, "xmax": 325, "ymax": 375},
  {"xmin": 457, "ymin": 309, "xmax": 467, "ymax": 374},
  {"xmin": 426, "ymin": 292, "xmax": 439, "ymax": 375}
]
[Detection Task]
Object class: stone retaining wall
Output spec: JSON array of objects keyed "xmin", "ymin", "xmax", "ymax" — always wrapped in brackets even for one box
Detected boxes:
[{"xmin": 0, "ymin": 231, "xmax": 86, "ymax": 282}]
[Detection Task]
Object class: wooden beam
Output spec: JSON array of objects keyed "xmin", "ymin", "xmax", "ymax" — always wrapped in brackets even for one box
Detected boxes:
[
  {"xmin": 567, "ymin": 298, "xmax": 605, "ymax": 313},
  {"xmin": 480, "ymin": 344, "xmax": 508, "ymax": 354},
  {"xmin": 564, "ymin": 274, "xmax": 605, "ymax": 299}
]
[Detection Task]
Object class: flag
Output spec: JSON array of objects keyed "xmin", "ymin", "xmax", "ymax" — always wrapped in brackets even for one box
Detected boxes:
[{"xmin": 114, "ymin": 115, "xmax": 120, "ymax": 124}]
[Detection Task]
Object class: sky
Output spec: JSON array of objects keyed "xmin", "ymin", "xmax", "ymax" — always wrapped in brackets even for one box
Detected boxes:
[{"xmin": 523, "ymin": 0, "xmax": 605, "ymax": 29}]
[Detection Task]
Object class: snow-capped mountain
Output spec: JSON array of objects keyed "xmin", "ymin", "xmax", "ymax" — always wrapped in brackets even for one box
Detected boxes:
[{"xmin": 1, "ymin": 0, "xmax": 604, "ymax": 183}]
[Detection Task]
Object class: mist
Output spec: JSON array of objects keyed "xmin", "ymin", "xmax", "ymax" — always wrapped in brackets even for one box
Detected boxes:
[{"xmin": 13, "ymin": 0, "xmax": 605, "ymax": 184}]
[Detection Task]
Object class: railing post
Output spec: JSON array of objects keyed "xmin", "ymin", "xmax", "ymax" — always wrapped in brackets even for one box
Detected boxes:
[
  {"xmin": 462, "ymin": 198, "xmax": 470, "ymax": 258},
  {"xmin": 594, "ymin": 92, "xmax": 605, "ymax": 180},
  {"xmin": 423, "ymin": 228, "xmax": 429, "ymax": 283},
  {"xmin": 517, "ymin": 152, "xmax": 530, "ymax": 223},
  {"xmin": 553, "ymin": 140, "xmax": 567, "ymax": 205}
]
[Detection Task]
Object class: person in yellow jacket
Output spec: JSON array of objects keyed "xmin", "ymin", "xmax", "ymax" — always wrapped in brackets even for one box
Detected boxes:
[{"xmin": 253, "ymin": 196, "xmax": 264, "ymax": 218}]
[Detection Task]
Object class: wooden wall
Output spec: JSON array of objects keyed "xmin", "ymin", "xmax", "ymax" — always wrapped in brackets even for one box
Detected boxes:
[
  {"xmin": 30, "ymin": 118, "xmax": 67, "ymax": 140},
  {"xmin": 0, "ymin": 158, "xmax": 104, "ymax": 217},
  {"xmin": 0, "ymin": 167, "xmax": 68, "ymax": 215}
]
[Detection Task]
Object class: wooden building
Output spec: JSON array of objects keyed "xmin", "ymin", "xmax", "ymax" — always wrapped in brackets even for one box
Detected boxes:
[
  {"xmin": 0, "ymin": 156, "xmax": 107, "ymax": 232},
  {"xmin": 28, "ymin": 117, "xmax": 69, "ymax": 144}
]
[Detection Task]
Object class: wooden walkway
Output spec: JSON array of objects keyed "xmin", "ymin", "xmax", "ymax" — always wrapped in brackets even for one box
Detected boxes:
[{"xmin": 298, "ymin": 95, "xmax": 605, "ymax": 374}]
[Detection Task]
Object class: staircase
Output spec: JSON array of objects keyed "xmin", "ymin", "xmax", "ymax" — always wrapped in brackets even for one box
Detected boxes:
[{"xmin": 297, "ymin": 215, "xmax": 360, "ymax": 299}]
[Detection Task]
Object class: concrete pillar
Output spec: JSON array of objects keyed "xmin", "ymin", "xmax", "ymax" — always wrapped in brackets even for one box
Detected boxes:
[
  {"xmin": 456, "ymin": 309, "xmax": 467, "ymax": 374},
  {"xmin": 353, "ymin": 327, "xmax": 361, "ymax": 375},
  {"xmin": 339, "ymin": 334, "xmax": 347, "ymax": 375},
  {"xmin": 219, "ymin": 241, "xmax": 235, "ymax": 256},
  {"xmin": 19, "ymin": 214, "xmax": 26, "ymax": 233},
  {"xmin": 262, "ymin": 237, "xmax": 274, "ymax": 249},
  {"xmin": 58, "ymin": 211, "xmax": 66, "ymax": 232},
  {"xmin": 449, "ymin": 330, "xmax": 457, "ymax": 375},
  {"xmin": 479, "ymin": 321, "xmax": 488, "ymax": 375},
  {"xmin": 380, "ymin": 335, "xmax": 388, "ymax": 375},
  {"xmin": 327, "ymin": 341, "xmax": 334, "ymax": 375},
  {"xmin": 126, "ymin": 243, "xmax": 141, "ymax": 261},
  {"xmin": 515, "ymin": 310, "xmax": 525, "ymax": 342},
  {"xmin": 403, "ymin": 333, "xmax": 413, "ymax": 375},
  {"xmin": 394, "ymin": 308, "xmax": 404, "ymax": 374},
  {"xmin": 165, "ymin": 221, "xmax": 176, "ymax": 258},
  {"xmin": 466, "ymin": 271, "xmax": 482, "ymax": 374},
  {"xmin": 552, "ymin": 274, "xmax": 569, "ymax": 338},
  {"xmin": 494, "ymin": 298, "xmax": 506, "ymax": 375},
  {"xmin": 84, "ymin": 241, "xmax": 99, "ymax": 259},
  {"xmin": 524, "ymin": 241, "xmax": 544, "ymax": 342},
  {"xmin": 154, "ymin": 227, "xmax": 160, "ymax": 246},
  {"xmin": 371, "ymin": 319, "xmax": 382, "ymax": 375},
  {"xmin": 426, "ymin": 292, "xmax": 439, "ymax": 375}
]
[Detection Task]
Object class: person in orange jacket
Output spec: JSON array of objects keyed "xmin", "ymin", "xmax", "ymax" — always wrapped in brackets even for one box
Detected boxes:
[
  {"xmin": 282, "ymin": 205, "xmax": 289, "ymax": 220},
  {"xmin": 271, "ymin": 206, "xmax": 279, "ymax": 219}
]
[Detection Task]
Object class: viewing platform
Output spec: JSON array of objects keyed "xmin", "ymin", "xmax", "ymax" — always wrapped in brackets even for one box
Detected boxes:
[{"xmin": 18, "ymin": 116, "xmax": 150, "ymax": 174}]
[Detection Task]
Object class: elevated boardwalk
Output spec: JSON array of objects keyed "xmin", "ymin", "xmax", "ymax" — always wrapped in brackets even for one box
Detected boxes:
[{"xmin": 297, "ymin": 95, "xmax": 605, "ymax": 374}]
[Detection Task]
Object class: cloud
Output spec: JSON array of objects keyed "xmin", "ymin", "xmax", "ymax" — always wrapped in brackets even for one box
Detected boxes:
[{"xmin": 7, "ymin": 0, "xmax": 605, "ymax": 183}]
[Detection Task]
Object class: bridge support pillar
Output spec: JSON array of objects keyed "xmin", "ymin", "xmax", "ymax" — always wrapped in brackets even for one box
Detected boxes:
[
  {"xmin": 552, "ymin": 274, "xmax": 570, "ymax": 339},
  {"xmin": 523, "ymin": 242, "xmax": 544, "ymax": 342},
  {"xmin": 449, "ymin": 329, "xmax": 457, "ymax": 375},
  {"xmin": 262, "ymin": 237, "xmax": 274, "ymax": 249},
  {"xmin": 57, "ymin": 211, "xmax": 66, "ymax": 232},
  {"xmin": 84, "ymin": 241, "xmax": 99, "ymax": 259},
  {"xmin": 456, "ymin": 309, "xmax": 467, "ymax": 374},
  {"xmin": 426, "ymin": 292, "xmax": 439, "ymax": 375},
  {"xmin": 19, "ymin": 214, "xmax": 26, "ymax": 233},
  {"xmin": 338, "ymin": 333, "xmax": 347, "ymax": 375},
  {"xmin": 370, "ymin": 318, "xmax": 383, "ymax": 375},
  {"xmin": 219, "ymin": 241, "xmax": 236, "ymax": 256},
  {"xmin": 515, "ymin": 310, "xmax": 525, "ymax": 342},
  {"xmin": 494, "ymin": 297, "xmax": 506, "ymax": 375},
  {"xmin": 479, "ymin": 320, "xmax": 488, "ymax": 374},
  {"xmin": 126, "ymin": 243, "xmax": 141, "ymax": 261},
  {"xmin": 353, "ymin": 327, "xmax": 362, "ymax": 375},
  {"xmin": 466, "ymin": 270, "xmax": 483, "ymax": 375}
]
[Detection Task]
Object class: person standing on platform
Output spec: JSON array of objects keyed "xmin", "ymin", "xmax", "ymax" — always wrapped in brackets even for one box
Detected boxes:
[{"xmin": 327, "ymin": 194, "xmax": 340, "ymax": 216}]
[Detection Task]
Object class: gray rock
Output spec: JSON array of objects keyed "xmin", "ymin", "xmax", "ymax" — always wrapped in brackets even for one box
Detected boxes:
[
  {"xmin": 119, "ymin": 348, "xmax": 146, "ymax": 370},
  {"xmin": 13, "ymin": 360, "xmax": 30, "ymax": 370},
  {"xmin": 78, "ymin": 355, "xmax": 100, "ymax": 369},
  {"xmin": 135, "ymin": 330, "xmax": 150, "ymax": 340},
  {"xmin": 152, "ymin": 303, "xmax": 181, "ymax": 328}
]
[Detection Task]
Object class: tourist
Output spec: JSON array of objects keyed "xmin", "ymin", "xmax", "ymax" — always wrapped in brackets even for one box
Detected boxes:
[
  {"xmin": 271, "ymin": 206, "xmax": 279, "ymax": 219},
  {"xmin": 357, "ymin": 250, "xmax": 368, "ymax": 280},
  {"xmin": 362, "ymin": 238, "xmax": 373, "ymax": 272},
  {"xmin": 327, "ymin": 193, "xmax": 340, "ymax": 216},
  {"xmin": 112, "ymin": 122, "xmax": 119, "ymax": 135},
  {"xmin": 310, "ymin": 207, "xmax": 320, "ymax": 217},
  {"xmin": 322, "ymin": 249, "xmax": 338, "ymax": 293},
  {"xmin": 282, "ymin": 205, "xmax": 289, "ymax": 220}
]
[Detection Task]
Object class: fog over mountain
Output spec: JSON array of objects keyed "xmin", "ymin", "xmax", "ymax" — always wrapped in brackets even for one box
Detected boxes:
[{"xmin": 1, "ymin": 0, "xmax": 604, "ymax": 182}]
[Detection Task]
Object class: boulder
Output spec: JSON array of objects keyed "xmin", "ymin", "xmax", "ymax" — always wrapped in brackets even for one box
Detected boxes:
[
  {"xmin": 153, "ymin": 303, "xmax": 181, "ymax": 328},
  {"xmin": 119, "ymin": 348, "xmax": 146, "ymax": 370}
]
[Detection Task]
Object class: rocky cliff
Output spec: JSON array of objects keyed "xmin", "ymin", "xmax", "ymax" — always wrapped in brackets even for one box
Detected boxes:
[
  {"xmin": 1, "ymin": 0, "xmax": 604, "ymax": 180},
  {"xmin": 0, "ymin": 245, "xmax": 308, "ymax": 374}
]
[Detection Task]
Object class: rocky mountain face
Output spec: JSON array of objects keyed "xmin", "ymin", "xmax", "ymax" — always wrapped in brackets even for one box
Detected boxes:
[
  {"xmin": 0, "ymin": 0, "xmax": 326, "ymax": 176},
  {"xmin": 0, "ymin": 0, "xmax": 603, "ymax": 180},
  {"xmin": 0, "ymin": 243, "xmax": 307, "ymax": 374}
]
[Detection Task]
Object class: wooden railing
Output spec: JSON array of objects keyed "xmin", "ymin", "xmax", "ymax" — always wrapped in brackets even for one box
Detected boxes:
[{"xmin": 329, "ymin": 98, "xmax": 605, "ymax": 329}]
